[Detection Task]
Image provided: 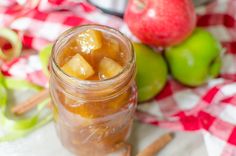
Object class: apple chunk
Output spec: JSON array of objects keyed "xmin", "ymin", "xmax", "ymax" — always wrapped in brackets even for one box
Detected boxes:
[
  {"xmin": 77, "ymin": 29, "xmax": 103, "ymax": 53},
  {"xmin": 61, "ymin": 53, "xmax": 95, "ymax": 79},
  {"xmin": 103, "ymin": 38, "xmax": 120, "ymax": 60},
  {"xmin": 99, "ymin": 57, "xmax": 123, "ymax": 80}
]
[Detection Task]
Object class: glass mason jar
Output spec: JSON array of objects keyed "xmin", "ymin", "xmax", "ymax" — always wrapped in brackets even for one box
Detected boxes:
[{"xmin": 49, "ymin": 25, "xmax": 137, "ymax": 156}]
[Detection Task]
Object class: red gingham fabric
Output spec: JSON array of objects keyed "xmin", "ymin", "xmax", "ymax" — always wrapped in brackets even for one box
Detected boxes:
[
  {"xmin": 0, "ymin": 0, "xmax": 236, "ymax": 156},
  {"xmin": 0, "ymin": 0, "xmax": 124, "ymax": 50}
]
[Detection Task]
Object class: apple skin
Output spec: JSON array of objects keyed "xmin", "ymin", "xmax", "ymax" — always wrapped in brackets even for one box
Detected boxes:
[
  {"xmin": 165, "ymin": 28, "xmax": 222, "ymax": 87},
  {"xmin": 133, "ymin": 43, "xmax": 167, "ymax": 102},
  {"xmin": 124, "ymin": 0, "xmax": 196, "ymax": 47}
]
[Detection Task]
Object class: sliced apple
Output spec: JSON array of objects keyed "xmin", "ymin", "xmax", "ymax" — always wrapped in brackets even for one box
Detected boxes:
[
  {"xmin": 77, "ymin": 29, "xmax": 103, "ymax": 53},
  {"xmin": 84, "ymin": 39, "xmax": 119, "ymax": 68},
  {"xmin": 108, "ymin": 89, "xmax": 130, "ymax": 111},
  {"xmin": 104, "ymin": 38, "xmax": 120, "ymax": 59},
  {"xmin": 61, "ymin": 53, "xmax": 95, "ymax": 79},
  {"xmin": 98, "ymin": 57, "xmax": 123, "ymax": 80}
]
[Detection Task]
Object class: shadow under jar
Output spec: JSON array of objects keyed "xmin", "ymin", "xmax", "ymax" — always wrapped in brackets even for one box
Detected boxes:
[{"xmin": 49, "ymin": 25, "xmax": 137, "ymax": 156}]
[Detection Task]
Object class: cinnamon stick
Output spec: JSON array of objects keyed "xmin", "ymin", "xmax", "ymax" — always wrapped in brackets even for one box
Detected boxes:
[
  {"xmin": 124, "ymin": 144, "xmax": 132, "ymax": 156},
  {"xmin": 12, "ymin": 89, "xmax": 49, "ymax": 115},
  {"xmin": 137, "ymin": 133, "xmax": 173, "ymax": 156}
]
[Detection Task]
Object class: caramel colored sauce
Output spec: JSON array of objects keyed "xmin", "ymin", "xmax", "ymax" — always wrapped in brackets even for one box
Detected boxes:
[{"xmin": 51, "ymin": 28, "xmax": 136, "ymax": 156}]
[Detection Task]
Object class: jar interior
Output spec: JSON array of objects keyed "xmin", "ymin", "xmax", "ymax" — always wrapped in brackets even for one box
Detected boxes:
[{"xmin": 52, "ymin": 25, "xmax": 134, "ymax": 83}]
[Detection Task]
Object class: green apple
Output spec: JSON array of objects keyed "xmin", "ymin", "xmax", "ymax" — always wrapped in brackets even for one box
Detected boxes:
[
  {"xmin": 165, "ymin": 28, "xmax": 222, "ymax": 87},
  {"xmin": 39, "ymin": 44, "xmax": 52, "ymax": 77},
  {"xmin": 133, "ymin": 43, "xmax": 167, "ymax": 102}
]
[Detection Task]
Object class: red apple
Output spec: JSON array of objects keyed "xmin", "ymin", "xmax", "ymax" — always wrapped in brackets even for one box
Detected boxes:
[{"xmin": 124, "ymin": 0, "xmax": 196, "ymax": 47}]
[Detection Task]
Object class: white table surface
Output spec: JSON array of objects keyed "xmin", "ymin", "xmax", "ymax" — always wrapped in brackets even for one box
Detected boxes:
[
  {"xmin": 0, "ymin": 121, "xmax": 209, "ymax": 156},
  {"xmin": 0, "ymin": 90, "xmax": 209, "ymax": 156}
]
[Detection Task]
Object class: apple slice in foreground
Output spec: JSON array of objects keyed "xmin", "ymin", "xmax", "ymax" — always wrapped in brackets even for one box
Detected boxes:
[
  {"xmin": 99, "ymin": 57, "xmax": 123, "ymax": 80},
  {"xmin": 61, "ymin": 53, "xmax": 95, "ymax": 80}
]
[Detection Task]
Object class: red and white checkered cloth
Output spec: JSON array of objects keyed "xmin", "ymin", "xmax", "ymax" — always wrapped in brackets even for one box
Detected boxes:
[{"xmin": 1, "ymin": 0, "xmax": 236, "ymax": 156}]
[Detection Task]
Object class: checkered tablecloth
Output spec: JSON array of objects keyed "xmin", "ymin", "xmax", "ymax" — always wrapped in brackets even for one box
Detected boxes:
[{"xmin": 0, "ymin": 0, "xmax": 236, "ymax": 156}]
